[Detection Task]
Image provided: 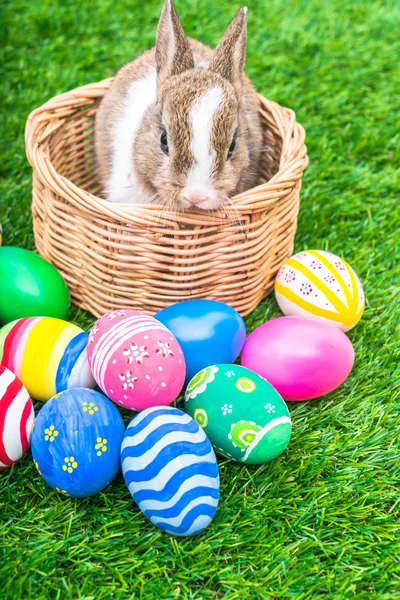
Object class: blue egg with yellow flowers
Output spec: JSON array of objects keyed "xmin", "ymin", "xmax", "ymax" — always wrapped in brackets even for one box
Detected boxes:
[
  {"xmin": 156, "ymin": 300, "xmax": 246, "ymax": 384},
  {"xmin": 31, "ymin": 388, "xmax": 124, "ymax": 497}
]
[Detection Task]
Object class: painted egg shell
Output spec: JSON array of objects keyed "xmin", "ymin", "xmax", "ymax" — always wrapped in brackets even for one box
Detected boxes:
[
  {"xmin": 87, "ymin": 309, "xmax": 186, "ymax": 411},
  {"xmin": 241, "ymin": 316, "xmax": 355, "ymax": 401},
  {"xmin": 0, "ymin": 224, "xmax": 2, "ymax": 246},
  {"xmin": 31, "ymin": 388, "xmax": 124, "ymax": 497},
  {"xmin": 156, "ymin": 300, "xmax": 246, "ymax": 384},
  {"xmin": 0, "ymin": 246, "xmax": 70, "ymax": 325},
  {"xmin": 185, "ymin": 364, "xmax": 292, "ymax": 464},
  {"xmin": 275, "ymin": 249, "xmax": 364, "ymax": 331},
  {"xmin": 121, "ymin": 406, "xmax": 219, "ymax": 536},
  {"xmin": 0, "ymin": 317, "xmax": 95, "ymax": 402},
  {"xmin": 0, "ymin": 365, "xmax": 34, "ymax": 470}
]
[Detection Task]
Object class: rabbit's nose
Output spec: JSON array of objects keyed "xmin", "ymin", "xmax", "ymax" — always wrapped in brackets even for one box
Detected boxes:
[{"xmin": 181, "ymin": 193, "xmax": 209, "ymax": 207}]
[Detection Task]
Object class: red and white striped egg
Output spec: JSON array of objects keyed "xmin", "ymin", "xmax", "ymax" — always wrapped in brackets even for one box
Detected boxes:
[
  {"xmin": 0, "ymin": 365, "xmax": 34, "ymax": 470},
  {"xmin": 87, "ymin": 309, "xmax": 186, "ymax": 411},
  {"xmin": 275, "ymin": 250, "xmax": 365, "ymax": 331}
]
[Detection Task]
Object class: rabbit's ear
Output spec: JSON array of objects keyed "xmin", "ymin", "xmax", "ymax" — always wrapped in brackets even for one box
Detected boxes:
[
  {"xmin": 210, "ymin": 7, "xmax": 247, "ymax": 91},
  {"xmin": 156, "ymin": 0, "xmax": 194, "ymax": 84}
]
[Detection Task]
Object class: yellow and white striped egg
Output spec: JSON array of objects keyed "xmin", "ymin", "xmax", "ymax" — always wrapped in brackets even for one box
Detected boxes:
[{"xmin": 275, "ymin": 250, "xmax": 364, "ymax": 332}]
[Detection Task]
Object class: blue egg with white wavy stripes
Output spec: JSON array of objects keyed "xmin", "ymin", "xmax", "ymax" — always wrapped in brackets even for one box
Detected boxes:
[
  {"xmin": 121, "ymin": 406, "xmax": 220, "ymax": 537},
  {"xmin": 32, "ymin": 388, "xmax": 124, "ymax": 498}
]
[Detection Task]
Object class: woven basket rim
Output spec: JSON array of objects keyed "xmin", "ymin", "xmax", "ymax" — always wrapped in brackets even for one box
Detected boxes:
[{"xmin": 25, "ymin": 78, "xmax": 308, "ymax": 227}]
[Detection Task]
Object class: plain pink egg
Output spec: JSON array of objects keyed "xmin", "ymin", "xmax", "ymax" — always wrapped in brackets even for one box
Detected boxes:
[
  {"xmin": 241, "ymin": 316, "xmax": 354, "ymax": 401},
  {"xmin": 87, "ymin": 309, "xmax": 186, "ymax": 411}
]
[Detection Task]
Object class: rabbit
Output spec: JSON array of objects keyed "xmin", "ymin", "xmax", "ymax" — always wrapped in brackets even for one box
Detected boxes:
[{"xmin": 95, "ymin": 0, "xmax": 263, "ymax": 211}]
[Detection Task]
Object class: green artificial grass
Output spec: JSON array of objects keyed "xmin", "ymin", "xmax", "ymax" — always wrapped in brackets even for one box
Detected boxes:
[{"xmin": 1, "ymin": 0, "xmax": 400, "ymax": 597}]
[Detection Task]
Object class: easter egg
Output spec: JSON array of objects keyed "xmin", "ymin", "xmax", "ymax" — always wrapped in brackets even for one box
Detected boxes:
[
  {"xmin": 0, "ymin": 317, "xmax": 95, "ymax": 401},
  {"xmin": 275, "ymin": 249, "xmax": 364, "ymax": 331},
  {"xmin": 31, "ymin": 388, "xmax": 124, "ymax": 497},
  {"xmin": 185, "ymin": 364, "xmax": 291, "ymax": 464},
  {"xmin": 0, "ymin": 246, "xmax": 70, "ymax": 324},
  {"xmin": 87, "ymin": 309, "xmax": 186, "ymax": 411},
  {"xmin": 0, "ymin": 224, "xmax": 2, "ymax": 245},
  {"xmin": 121, "ymin": 406, "xmax": 219, "ymax": 536},
  {"xmin": 0, "ymin": 365, "xmax": 34, "ymax": 470},
  {"xmin": 156, "ymin": 300, "xmax": 246, "ymax": 384},
  {"xmin": 241, "ymin": 316, "xmax": 355, "ymax": 401}
]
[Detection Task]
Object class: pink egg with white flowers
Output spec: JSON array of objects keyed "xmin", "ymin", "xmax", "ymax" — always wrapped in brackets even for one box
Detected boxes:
[
  {"xmin": 241, "ymin": 316, "xmax": 354, "ymax": 401},
  {"xmin": 87, "ymin": 309, "xmax": 186, "ymax": 411}
]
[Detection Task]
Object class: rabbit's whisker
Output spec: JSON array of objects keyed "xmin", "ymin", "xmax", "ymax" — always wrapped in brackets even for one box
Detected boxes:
[{"xmin": 217, "ymin": 194, "xmax": 244, "ymax": 230}]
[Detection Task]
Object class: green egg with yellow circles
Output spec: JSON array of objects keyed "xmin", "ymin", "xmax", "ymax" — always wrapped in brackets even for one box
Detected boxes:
[{"xmin": 184, "ymin": 364, "xmax": 292, "ymax": 464}]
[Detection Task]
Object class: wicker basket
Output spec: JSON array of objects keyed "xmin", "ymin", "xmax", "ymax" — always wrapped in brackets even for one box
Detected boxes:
[{"xmin": 25, "ymin": 78, "xmax": 308, "ymax": 318}]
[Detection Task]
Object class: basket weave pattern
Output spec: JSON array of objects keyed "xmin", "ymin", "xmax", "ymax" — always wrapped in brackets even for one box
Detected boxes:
[{"xmin": 25, "ymin": 79, "xmax": 308, "ymax": 317}]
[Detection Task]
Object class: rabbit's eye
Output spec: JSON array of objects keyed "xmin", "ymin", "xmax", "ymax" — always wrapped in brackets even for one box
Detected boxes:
[
  {"xmin": 160, "ymin": 129, "xmax": 169, "ymax": 155},
  {"xmin": 227, "ymin": 136, "xmax": 236, "ymax": 160}
]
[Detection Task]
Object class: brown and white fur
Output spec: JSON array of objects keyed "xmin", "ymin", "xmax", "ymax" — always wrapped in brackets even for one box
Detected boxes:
[{"xmin": 95, "ymin": 0, "xmax": 263, "ymax": 211}]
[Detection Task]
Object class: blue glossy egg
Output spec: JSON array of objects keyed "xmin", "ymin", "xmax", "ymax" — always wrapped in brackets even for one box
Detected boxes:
[
  {"xmin": 156, "ymin": 300, "xmax": 246, "ymax": 384},
  {"xmin": 31, "ymin": 388, "xmax": 125, "ymax": 497}
]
